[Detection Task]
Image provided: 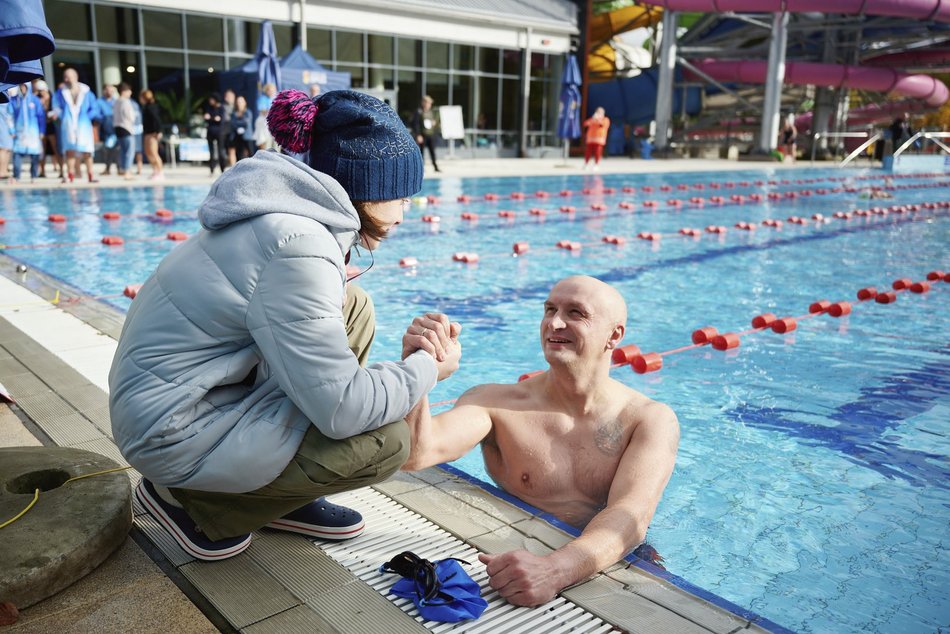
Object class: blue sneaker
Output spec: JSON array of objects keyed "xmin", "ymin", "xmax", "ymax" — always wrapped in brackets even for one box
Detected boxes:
[
  {"xmin": 135, "ymin": 479, "xmax": 252, "ymax": 561},
  {"xmin": 266, "ymin": 498, "xmax": 365, "ymax": 540}
]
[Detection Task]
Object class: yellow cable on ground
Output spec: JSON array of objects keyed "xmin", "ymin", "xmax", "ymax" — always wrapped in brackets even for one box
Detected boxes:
[
  {"xmin": 0, "ymin": 465, "xmax": 132, "ymax": 529},
  {"xmin": 0, "ymin": 489, "xmax": 39, "ymax": 529}
]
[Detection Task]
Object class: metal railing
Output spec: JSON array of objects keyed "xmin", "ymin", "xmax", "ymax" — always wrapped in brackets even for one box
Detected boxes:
[
  {"xmin": 809, "ymin": 131, "xmax": 878, "ymax": 165},
  {"xmin": 894, "ymin": 131, "xmax": 950, "ymax": 157}
]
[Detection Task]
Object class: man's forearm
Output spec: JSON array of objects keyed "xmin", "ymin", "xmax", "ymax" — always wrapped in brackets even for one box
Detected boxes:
[
  {"xmin": 401, "ymin": 395, "xmax": 432, "ymax": 471},
  {"xmin": 548, "ymin": 506, "xmax": 648, "ymax": 589}
]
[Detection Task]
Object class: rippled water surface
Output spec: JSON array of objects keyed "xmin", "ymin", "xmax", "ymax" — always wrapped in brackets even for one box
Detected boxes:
[{"xmin": 2, "ymin": 167, "xmax": 947, "ymax": 633}]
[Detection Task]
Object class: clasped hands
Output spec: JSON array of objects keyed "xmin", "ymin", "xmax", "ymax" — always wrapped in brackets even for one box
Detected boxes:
[{"xmin": 402, "ymin": 313, "xmax": 461, "ymax": 381}]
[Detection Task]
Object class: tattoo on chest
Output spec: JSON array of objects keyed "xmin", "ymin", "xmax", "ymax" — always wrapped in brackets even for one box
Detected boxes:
[{"xmin": 594, "ymin": 420, "xmax": 624, "ymax": 457}]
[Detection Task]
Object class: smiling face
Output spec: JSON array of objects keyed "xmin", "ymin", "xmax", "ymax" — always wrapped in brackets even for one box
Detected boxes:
[
  {"xmin": 541, "ymin": 276, "xmax": 626, "ymax": 368},
  {"xmin": 356, "ymin": 198, "xmax": 408, "ymax": 250}
]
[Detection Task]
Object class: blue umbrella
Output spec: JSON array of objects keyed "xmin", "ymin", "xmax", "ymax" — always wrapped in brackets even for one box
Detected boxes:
[
  {"xmin": 255, "ymin": 20, "xmax": 281, "ymax": 92},
  {"xmin": 557, "ymin": 54, "xmax": 582, "ymax": 160}
]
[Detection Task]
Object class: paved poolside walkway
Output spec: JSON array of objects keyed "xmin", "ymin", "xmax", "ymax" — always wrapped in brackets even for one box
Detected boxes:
[{"xmin": 0, "ymin": 156, "xmax": 808, "ymax": 632}]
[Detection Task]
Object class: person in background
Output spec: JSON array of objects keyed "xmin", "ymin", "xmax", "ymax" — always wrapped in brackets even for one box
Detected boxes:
[
  {"xmin": 582, "ymin": 107, "xmax": 610, "ymax": 171},
  {"xmin": 889, "ymin": 112, "xmax": 914, "ymax": 153},
  {"xmin": 780, "ymin": 115, "xmax": 797, "ymax": 163},
  {"xmin": 254, "ymin": 83, "xmax": 278, "ymax": 153},
  {"xmin": 230, "ymin": 95, "xmax": 254, "ymax": 162},
  {"xmin": 32, "ymin": 80, "xmax": 54, "ymax": 178},
  {"xmin": 10, "ymin": 83, "xmax": 44, "ymax": 183},
  {"xmin": 410, "ymin": 95, "xmax": 440, "ymax": 173},
  {"xmin": 110, "ymin": 89, "xmax": 448, "ymax": 562},
  {"xmin": 202, "ymin": 92, "xmax": 228, "ymax": 174},
  {"xmin": 308, "ymin": 84, "xmax": 321, "ymax": 99},
  {"xmin": 97, "ymin": 84, "xmax": 119, "ymax": 175},
  {"xmin": 51, "ymin": 68, "xmax": 100, "ymax": 183},
  {"xmin": 222, "ymin": 89, "xmax": 237, "ymax": 167},
  {"xmin": 131, "ymin": 95, "xmax": 144, "ymax": 176},
  {"xmin": 113, "ymin": 83, "xmax": 136, "ymax": 180},
  {"xmin": 139, "ymin": 89, "xmax": 164, "ymax": 181},
  {"xmin": 0, "ymin": 95, "xmax": 14, "ymax": 182}
]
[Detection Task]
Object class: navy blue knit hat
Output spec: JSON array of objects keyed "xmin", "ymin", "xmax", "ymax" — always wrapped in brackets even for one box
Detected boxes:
[{"xmin": 267, "ymin": 89, "xmax": 423, "ymax": 201}]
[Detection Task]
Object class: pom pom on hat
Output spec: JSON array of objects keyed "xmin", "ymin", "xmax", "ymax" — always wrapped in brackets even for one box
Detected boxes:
[{"xmin": 267, "ymin": 89, "xmax": 318, "ymax": 153}]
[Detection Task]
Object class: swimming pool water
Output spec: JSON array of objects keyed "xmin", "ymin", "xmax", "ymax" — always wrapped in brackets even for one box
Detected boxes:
[{"xmin": 1, "ymin": 167, "xmax": 947, "ymax": 633}]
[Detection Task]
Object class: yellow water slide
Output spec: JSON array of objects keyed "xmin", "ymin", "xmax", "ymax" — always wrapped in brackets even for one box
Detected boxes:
[{"xmin": 588, "ymin": 4, "xmax": 664, "ymax": 78}]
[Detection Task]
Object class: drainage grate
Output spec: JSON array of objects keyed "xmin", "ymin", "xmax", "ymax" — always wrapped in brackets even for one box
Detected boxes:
[{"xmin": 316, "ymin": 488, "xmax": 617, "ymax": 633}]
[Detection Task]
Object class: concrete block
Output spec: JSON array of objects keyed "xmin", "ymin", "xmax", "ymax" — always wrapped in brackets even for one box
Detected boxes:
[{"xmin": 0, "ymin": 447, "xmax": 132, "ymax": 608}]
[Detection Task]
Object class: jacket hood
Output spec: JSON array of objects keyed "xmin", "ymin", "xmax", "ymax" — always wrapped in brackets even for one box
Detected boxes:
[{"xmin": 198, "ymin": 151, "xmax": 361, "ymax": 246}]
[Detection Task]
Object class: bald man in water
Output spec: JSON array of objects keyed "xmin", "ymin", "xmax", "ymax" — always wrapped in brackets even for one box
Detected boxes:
[{"xmin": 402, "ymin": 275, "xmax": 679, "ymax": 607}]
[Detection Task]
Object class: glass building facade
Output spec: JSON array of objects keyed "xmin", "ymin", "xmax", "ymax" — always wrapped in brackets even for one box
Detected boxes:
[{"xmin": 43, "ymin": 0, "xmax": 568, "ymax": 151}]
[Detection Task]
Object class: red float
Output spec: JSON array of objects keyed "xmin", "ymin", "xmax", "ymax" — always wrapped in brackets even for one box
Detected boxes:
[
  {"xmin": 691, "ymin": 327, "xmax": 719, "ymax": 344},
  {"xmin": 771, "ymin": 318, "xmax": 797, "ymax": 334},
  {"xmin": 422, "ymin": 215, "xmax": 441, "ymax": 223},
  {"xmin": 452, "ymin": 252, "xmax": 479, "ymax": 263},
  {"xmin": 460, "ymin": 212, "xmax": 478, "ymax": 220},
  {"xmin": 875, "ymin": 291, "xmax": 897, "ymax": 304},
  {"xmin": 510, "ymin": 192, "xmax": 526, "ymax": 200},
  {"xmin": 559, "ymin": 190, "xmax": 573, "ymax": 196},
  {"xmin": 484, "ymin": 193, "xmax": 500, "ymax": 201},
  {"xmin": 155, "ymin": 209, "xmax": 173, "ymax": 218},
  {"xmin": 828, "ymin": 301, "xmax": 852, "ymax": 317},
  {"xmin": 528, "ymin": 208, "xmax": 546, "ymax": 216},
  {"xmin": 560, "ymin": 205, "xmax": 576, "ymax": 213},
  {"xmin": 910, "ymin": 281, "xmax": 931, "ymax": 293},
  {"xmin": 498, "ymin": 210, "xmax": 516, "ymax": 218},
  {"xmin": 399, "ymin": 257, "xmax": 418, "ymax": 267},
  {"xmin": 611, "ymin": 344, "xmax": 642, "ymax": 365},
  {"xmin": 632, "ymin": 352, "xmax": 663, "ymax": 374},
  {"xmin": 457, "ymin": 195, "xmax": 471, "ymax": 203},
  {"xmin": 123, "ymin": 284, "xmax": 143, "ymax": 299},
  {"xmin": 857, "ymin": 287, "xmax": 877, "ymax": 300},
  {"xmin": 808, "ymin": 300, "xmax": 831, "ymax": 314},
  {"xmin": 534, "ymin": 191, "xmax": 550, "ymax": 198},
  {"xmin": 926, "ymin": 270, "xmax": 945, "ymax": 280},
  {"xmin": 892, "ymin": 278, "xmax": 912, "ymax": 290},
  {"xmin": 101, "ymin": 236, "xmax": 124, "ymax": 246},
  {"xmin": 48, "ymin": 214, "xmax": 67, "ymax": 223},
  {"xmin": 166, "ymin": 231, "xmax": 188, "ymax": 241},
  {"xmin": 102, "ymin": 212, "xmax": 121, "ymax": 220},
  {"xmin": 751, "ymin": 313, "xmax": 777, "ymax": 328},
  {"xmin": 513, "ymin": 242, "xmax": 530, "ymax": 254},
  {"xmin": 711, "ymin": 333, "xmax": 740, "ymax": 350}
]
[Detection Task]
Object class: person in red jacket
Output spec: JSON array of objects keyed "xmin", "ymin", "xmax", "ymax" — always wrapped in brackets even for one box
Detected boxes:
[{"xmin": 582, "ymin": 107, "xmax": 610, "ymax": 171}]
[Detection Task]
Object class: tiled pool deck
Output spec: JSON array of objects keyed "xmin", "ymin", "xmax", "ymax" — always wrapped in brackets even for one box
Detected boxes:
[{"xmin": 0, "ymin": 158, "xmax": 800, "ymax": 633}]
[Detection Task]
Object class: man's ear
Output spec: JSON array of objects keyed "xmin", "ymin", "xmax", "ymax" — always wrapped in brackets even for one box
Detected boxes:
[{"xmin": 606, "ymin": 324, "xmax": 625, "ymax": 350}]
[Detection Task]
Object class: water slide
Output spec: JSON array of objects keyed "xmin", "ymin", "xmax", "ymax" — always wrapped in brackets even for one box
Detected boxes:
[
  {"xmin": 639, "ymin": 0, "xmax": 949, "ymax": 22},
  {"xmin": 635, "ymin": 0, "xmax": 950, "ymax": 130}
]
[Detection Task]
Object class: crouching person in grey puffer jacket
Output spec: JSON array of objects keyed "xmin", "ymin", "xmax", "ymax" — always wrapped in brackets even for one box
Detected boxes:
[{"xmin": 109, "ymin": 90, "xmax": 462, "ymax": 561}]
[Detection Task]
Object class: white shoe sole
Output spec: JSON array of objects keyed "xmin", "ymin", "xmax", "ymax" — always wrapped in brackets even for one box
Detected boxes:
[
  {"xmin": 265, "ymin": 517, "xmax": 366, "ymax": 540},
  {"xmin": 135, "ymin": 482, "xmax": 252, "ymax": 561}
]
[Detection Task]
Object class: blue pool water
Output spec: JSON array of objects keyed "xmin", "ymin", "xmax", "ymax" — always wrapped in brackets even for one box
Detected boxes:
[{"xmin": 1, "ymin": 168, "xmax": 948, "ymax": 633}]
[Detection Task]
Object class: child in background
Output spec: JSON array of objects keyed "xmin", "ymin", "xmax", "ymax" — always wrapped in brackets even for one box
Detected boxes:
[{"xmin": 582, "ymin": 107, "xmax": 610, "ymax": 171}]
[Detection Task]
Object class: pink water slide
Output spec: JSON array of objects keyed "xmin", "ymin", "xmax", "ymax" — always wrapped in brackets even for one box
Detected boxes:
[
  {"xmin": 689, "ymin": 60, "xmax": 949, "ymax": 107},
  {"xmin": 641, "ymin": 0, "xmax": 950, "ymax": 22},
  {"xmin": 643, "ymin": 0, "xmax": 950, "ymax": 129}
]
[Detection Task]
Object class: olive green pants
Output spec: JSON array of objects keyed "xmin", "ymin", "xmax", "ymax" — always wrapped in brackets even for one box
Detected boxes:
[{"xmin": 170, "ymin": 285, "xmax": 410, "ymax": 540}]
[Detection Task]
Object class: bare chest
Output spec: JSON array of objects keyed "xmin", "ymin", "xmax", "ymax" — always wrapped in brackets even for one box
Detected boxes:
[{"xmin": 482, "ymin": 413, "xmax": 629, "ymax": 525}]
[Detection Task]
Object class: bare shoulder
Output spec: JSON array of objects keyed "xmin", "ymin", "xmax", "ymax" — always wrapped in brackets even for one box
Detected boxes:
[
  {"xmin": 456, "ymin": 381, "xmax": 533, "ymax": 410},
  {"xmin": 612, "ymin": 381, "xmax": 679, "ymax": 434}
]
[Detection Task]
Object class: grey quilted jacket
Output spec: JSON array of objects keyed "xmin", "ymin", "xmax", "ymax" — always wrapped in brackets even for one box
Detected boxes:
[{"xmin": 109, "ymin": 150, "xmax": 436, "ymax": 492}]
